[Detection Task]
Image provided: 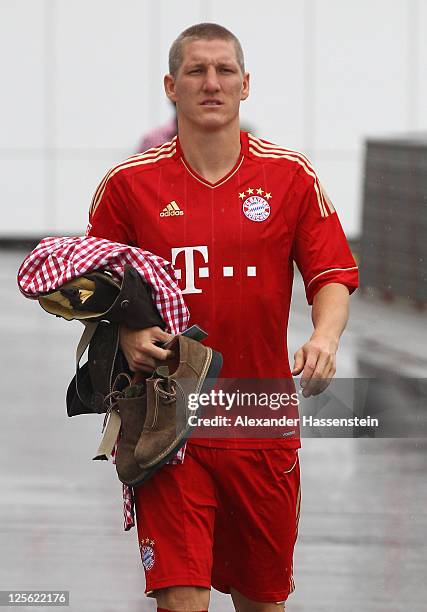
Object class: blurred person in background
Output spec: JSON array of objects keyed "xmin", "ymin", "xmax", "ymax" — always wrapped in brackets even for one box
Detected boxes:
[
  {"xmin": 87, "ymin": 22, "xmax": 358, "ymax": 612},
  {"xmin": 137, "ymin": 102, "xmax": 177, "ymax": 153}
]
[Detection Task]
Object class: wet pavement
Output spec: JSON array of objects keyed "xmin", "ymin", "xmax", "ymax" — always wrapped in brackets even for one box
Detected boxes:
[{"xmin": 1, "ymin": 250, "xmax": 426, "ymax": 611}]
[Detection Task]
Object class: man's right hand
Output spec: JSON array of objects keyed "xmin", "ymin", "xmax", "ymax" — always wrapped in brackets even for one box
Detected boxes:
[{"xmin": 119, "ymin": 325, "xmax": 174, "ymax": 373}]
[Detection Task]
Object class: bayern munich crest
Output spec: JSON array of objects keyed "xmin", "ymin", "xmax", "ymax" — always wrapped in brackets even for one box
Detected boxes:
[
  {"xmin": 140, "ymin": 538, "xmax": 156, "ymax": 571},
  {"xmin": 239, "ymin": 187, "xmax": 272, "ymax": 222}
]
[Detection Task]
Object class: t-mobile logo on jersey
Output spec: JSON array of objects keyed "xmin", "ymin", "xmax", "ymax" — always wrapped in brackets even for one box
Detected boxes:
[{"xmin": 171, "ymin": 246, "xmax": 257, "ymax": 295}]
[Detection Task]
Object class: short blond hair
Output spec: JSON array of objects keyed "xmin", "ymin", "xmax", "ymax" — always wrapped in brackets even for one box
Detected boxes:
[{"xmin": 168, "ymin": 23, "xmax": 245, "ymax": 78}]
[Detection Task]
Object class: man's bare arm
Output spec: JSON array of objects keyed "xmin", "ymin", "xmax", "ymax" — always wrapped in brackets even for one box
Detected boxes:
[{"xmin": 291, "ymin": 283, "xmax": 350, "ymax": 397}]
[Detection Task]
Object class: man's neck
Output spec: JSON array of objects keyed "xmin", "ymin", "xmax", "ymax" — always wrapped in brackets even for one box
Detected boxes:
[{"xmin": 178, "ymin": 121, "xmax": 241, "ymax": 184}]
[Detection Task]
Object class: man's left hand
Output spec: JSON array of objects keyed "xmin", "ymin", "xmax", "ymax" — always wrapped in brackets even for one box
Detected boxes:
[{"xmin": 291, "ymin": 334, "xmax": 338, "ymax": 397}]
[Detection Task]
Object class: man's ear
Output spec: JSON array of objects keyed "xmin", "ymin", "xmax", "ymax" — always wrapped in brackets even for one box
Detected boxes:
[
  {"xmin": 164, "ymin": 74, "xmax": 177, "ymax": 103},
  {"xmin": 240, "ymin": 72, "xmax": 250, "ymax": 101}
]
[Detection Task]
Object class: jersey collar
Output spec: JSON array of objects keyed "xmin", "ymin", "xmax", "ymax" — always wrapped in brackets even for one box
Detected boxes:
[{"xmin": 174, "ymin": 130, "xmax": 249, "ymax": 189}]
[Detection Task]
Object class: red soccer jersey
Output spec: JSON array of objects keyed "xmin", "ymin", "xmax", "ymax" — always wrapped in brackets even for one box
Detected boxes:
[{"xmin": 87, "ymin": 131, "xmax": 358, "ymax": 447}]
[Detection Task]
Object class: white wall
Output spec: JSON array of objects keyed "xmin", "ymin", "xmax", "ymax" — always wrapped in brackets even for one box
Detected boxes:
[{"xmin": 0, "ymin": 0, "xmax": 425, "ymax": 237}]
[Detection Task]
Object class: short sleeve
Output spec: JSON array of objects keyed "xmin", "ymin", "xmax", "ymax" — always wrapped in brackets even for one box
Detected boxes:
[
  {"xmin": 85, "ymin": 170, "xmax": 137, "ymax": 246},
  {"xmin": 292, "ymin": 170, "xmax": 359, "ymax": 305}
]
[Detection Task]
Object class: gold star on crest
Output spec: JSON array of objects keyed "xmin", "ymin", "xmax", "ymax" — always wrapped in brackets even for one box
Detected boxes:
[
  {"xmin": 150, "ymin": 540, "xmax": 155, "ymax": 546},
  {"xmin": 247, "ymin": 187, "xmax": 254, "ymax": 195},
  {"xmin": 256, "ymin": 188, "xmax": 264, "ymax": 195},
  {"xmin": 264, "ymin": 192, "xmax": 272, "ymax": 200},
  {"xmin": 239, "ymin": 192, "xmax": 246, "ymax": 199}
]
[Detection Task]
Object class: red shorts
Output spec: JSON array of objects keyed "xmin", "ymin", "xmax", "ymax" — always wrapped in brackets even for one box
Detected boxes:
[{"xmin": 134, "ymin": 443, "xmax": 301, "ymax": 603}]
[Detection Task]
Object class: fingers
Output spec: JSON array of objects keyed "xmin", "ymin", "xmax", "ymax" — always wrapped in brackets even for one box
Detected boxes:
[
  {"xmin": 154, "ymin": 329, "xmax": 174, "ymax": 345},
  {"xmin": 126, "ymin": 353, "xmax": 156, "ymax": 373},
  {"xmin": 119, "ymin": 325, "xmax": 175, "ymax": 373},
  {"xmin": 301, "ymin": 352, "xmax": 336, "ymax": 397},
  {"xmin": 291, "ymin": 348, "xmax": 305, "ymax": 375},
  {"xmin": 303, "ymin": 375, "xmax": 331, "ymax": 397},
  {"xmin": 300, "ymin": 352, "xmax": 319, "ymax": 391},
  {"xmin": 148, "ymin": 344, "xmax": 174, "ymax": 361},
  {"xmin": 127, "ymin": 344, "xmax": 174, "ymax": 372},
  {"xmin": 293, "ymin": 339, "xmax": 336, "ymax": 397}
]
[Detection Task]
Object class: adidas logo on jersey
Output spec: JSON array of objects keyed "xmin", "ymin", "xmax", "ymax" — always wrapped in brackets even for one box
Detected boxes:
[{"xmin": 160, "ymin": 201, "xmax": 184, "ymax": 217}]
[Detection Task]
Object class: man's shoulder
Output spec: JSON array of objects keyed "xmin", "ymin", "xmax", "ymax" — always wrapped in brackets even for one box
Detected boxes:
[
  {"xmin": 89, "ymin": 138, "xmax": 178, "ymax": 218},
  {"xmin": 104, "ymin": 138, "xmax": 178, "ymax": 184},
  {"xmin": 247, "ymin": 133, "xmax": 317, "ymax": 180}
]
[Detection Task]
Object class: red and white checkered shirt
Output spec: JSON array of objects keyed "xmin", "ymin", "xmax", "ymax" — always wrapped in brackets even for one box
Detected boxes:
[{"xmin": 17, "ymin": 235, "xmax": 189, "ymax": 530}]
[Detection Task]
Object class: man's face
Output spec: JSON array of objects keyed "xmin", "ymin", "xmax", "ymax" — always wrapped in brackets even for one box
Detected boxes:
[{"xmin": 164, "ymin": 38, "xmax": 249, "ymax": 131}]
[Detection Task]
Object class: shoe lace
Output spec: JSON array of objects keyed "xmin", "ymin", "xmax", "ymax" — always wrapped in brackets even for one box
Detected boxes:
[
  {"xmin": 101, "ymin": 372, "xmax": 133, "ymax": 431},
  {"xmin": 154, "ymin": 377, "xmax": 177, "ymax": 405}
]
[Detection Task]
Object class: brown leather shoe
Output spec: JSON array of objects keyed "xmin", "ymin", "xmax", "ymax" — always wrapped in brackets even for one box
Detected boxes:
[
  {"xmin": 113, "ymin": 383, "xmax": 159, "ymax": 486},
  {"xmin": 134, "ymin": 335, "xmax": 222, "ymax": 469}
]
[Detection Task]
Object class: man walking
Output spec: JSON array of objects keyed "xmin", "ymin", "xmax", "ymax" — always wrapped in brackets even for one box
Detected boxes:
[{"xmin": 87, "ymin": 23, "xmax": 358, "ymax": 611}]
